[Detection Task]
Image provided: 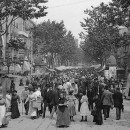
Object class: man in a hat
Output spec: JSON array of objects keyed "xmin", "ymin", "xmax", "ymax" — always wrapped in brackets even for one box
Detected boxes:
[
  {"xmin": 101, "ymin": 85, "xmax": 114, "ymax": 120},
  {"xmin": 21, "ymin": 86, "xmax": 29, "ymax": 115},
  {"xmin": 113, "ymin": 87, "xmax": 123, "ymax": 120}
]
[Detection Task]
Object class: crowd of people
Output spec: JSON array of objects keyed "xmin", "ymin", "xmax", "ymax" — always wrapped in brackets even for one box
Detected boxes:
[{"xmin": 0, "ymin": 69, "xmax": 125, "ymax": 128}]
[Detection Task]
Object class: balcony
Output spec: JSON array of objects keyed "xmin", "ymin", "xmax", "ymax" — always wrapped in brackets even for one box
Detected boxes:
[
  {"xmin": 17, "ymin": 31, "xmax": 28, "ymax": 38},
  {"xmin": 12, "ymin": 30, "xmax": 29, "ymax": 39}
]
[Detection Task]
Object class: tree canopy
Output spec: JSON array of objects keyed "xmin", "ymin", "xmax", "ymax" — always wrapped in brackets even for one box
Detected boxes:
[
  {"xmin": 114, "ymin": 0, "xmax": 130, "ymax": 8},
  {"xmin": 80, "ymin": 2, "xmax": 123, "ymax": 65},
  {"xmin": 32, "ymin": 20, "xmax": 80, "ymax": 67},
  {"xmin": 0, "ymin": 0, "xmax": 48, "ymax": 36}
]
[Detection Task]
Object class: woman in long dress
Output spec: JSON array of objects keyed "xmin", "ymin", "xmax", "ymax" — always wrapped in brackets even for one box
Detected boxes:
[
  {"xmin": 25, "ymin": 90, "xmax": 37, "ymax": 119},
  {"xmin": 67, "ymin": 90, "xmax": 76, "ymax": 121},
  {"xmin": 11, "ymin": 90, "xmax": 20, "ymax": 119},
  {"xmin": 92, "ymin": 94, "xmax": 103, "ymax": 125},
  {"xmin": 80, "ymin": 92, "xmax": 90, "ymax": 121},
  {"xmin": 6, "ymin": 91, "xmax": 11, "ymax": 112},
  {"xmin": 0, "ymin": 93, "xmax": 6, "ymax": 128},
  {"xmin": 32, "ymin": 87, "xmax": 41, "ymax": 118},
  {"xmin": 56, "ymin": 92, "xmax": 70, "ymax": 127}
]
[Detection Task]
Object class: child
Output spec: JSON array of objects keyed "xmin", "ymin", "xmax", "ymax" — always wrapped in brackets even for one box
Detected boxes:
[{"xmin": 80, "ymin": 91, "xmax": 90, "ymax": 122}]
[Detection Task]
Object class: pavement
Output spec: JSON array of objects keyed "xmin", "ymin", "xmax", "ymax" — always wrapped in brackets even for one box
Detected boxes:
[{"xmin": 2, "ymin": 77, "xmax": 130, "ymax": 130}]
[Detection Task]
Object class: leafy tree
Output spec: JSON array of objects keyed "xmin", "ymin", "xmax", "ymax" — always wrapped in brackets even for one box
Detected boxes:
[
  {"xmin": 80, "ymin": 3, "xmax": 122, "ymax": 65},
  {"xmin": 115, "ymin": 0, "xmax": 130, "ymax": 8},
  {"xmin": 0, "ymin": 0, "xmax": 48, "ymax": 36},
  {"xmin": 32, "ymin": 20, "xmax": 80, "ymax": 67},
  {"xmin": 100, "ymin": 0, "xmax": 130, "ymax": 29},
  {"xmin": 60, "ymin": 31, "xmax": 77, "ymax": 65},
  {"xmin": 32, "ymin": 20, "xmax": 66, "ymax": 54},
  {"xmin": 32, "ymin": 20, "xmax": 66, "ymax": 67}
]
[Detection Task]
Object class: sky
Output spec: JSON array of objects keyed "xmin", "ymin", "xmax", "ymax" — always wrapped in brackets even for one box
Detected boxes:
[{"xmin": 35, "ymin": 0, "xmax": 112, "ymax": 41}]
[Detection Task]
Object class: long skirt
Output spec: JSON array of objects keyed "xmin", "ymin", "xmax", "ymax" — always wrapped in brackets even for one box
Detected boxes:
[
  {"xmin": 68, "ymin": 102, "xmax": 76, "ymax": 116},
  {"xmin": 56, "ymin": 107, "xmax": 70, "ymax": 127},
  {"xmin": 0, "ymin": 105, "xmax": 6, "ymax": 126},
  {"xmin": 11, "ymin": 102, "xmax": 20, "ymax": 119},
  {"xmin": 80, "ymin": 102, "xmax": 90, "ymax": 116},
  {"xmin": 29, "ymin": 101, "xmax": 37, "ymax": 117},
  {"xmin": 93, "ymin": 108, "xmax": 103, "ymax": 125}
]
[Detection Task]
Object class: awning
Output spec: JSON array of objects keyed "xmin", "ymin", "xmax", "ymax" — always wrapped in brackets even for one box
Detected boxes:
[
  {"xmin": 12, "ymin": 30, "xmax": 29, "ymax": 38},
  {"xmin": 55, "ymin": 66, "xmax": 66, "ymax": 71},
  {"xmin": 46, "ymin": 67, "xmax": 56, "ymax": 72},
  {"xmin": 7, "ymin": 74, "xmax": 22, "ymax": 78},
  {"xmin": 55, "ymin": 66, "xmax": 80, "ymax": 71},
  {"xmin": 17, "ymin": 31, "xmax": 28, "ymax": 38},
  {"xmin": 116, "ymin": 67, "xmax": 125, "ymax": 71},
  {"xmin": 90, "ymin": 64, "xmax": 101, "ymax": 69},
  {"xmin": 31, "ymin": 72, "xmax": 42, "ymax": 76}
]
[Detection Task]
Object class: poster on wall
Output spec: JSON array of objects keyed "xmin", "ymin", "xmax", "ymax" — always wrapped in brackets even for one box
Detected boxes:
[{"xmin": 109, "ymin": 67, "xmax": 116, "ymax": 79}]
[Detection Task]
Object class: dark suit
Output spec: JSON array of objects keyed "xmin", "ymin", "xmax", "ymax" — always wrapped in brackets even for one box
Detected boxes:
[
  {"xmin": 87, "ymin": 90, "xmax": 94, "ymax": 110},
  {"xmin": 113, "ymin": 91, "xmax": 123, "ymax": 120},
  {"xmin": 50, "ymin": 89, "xmax": 60, "ymax": 118},
  {"xmin": 47, "ymin": 90, "xmax": 53, "ymax": 114},
  {"xmin": 41, "ymin": 87, "xmax": 48, "ymax": 118},
  {"xmin": 41, "ymin": 87, "xmax": 54, "ymax": 118},
  {"xmin": 101, "ymin": 90, "xmax": 114, "ymax": 119}
]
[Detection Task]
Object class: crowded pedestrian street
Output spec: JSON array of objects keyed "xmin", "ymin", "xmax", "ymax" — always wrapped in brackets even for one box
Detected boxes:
[
  {"xmin": 1, "ymin": 0, "xmax": 130, "ymax": 130},
  {"xmin": 3, "ymin": 102, "xmax": 130, "ymax": 130},
  {"xmin": 0, "ymin": 75, "xmax": 130, "ymax": 130},
  {"xmin": 3, "ymin": 99, "xmax": 130, "ymax": 130}
]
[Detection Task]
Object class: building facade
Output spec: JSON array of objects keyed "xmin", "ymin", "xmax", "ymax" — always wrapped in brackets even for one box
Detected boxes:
[
  {"xmin": 1, "ymin": 16, "xmax": 35, "ymax": 72},
  {"xmin": 116, "ymin": 26, "xmax": 130, "ymax": 79}
]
